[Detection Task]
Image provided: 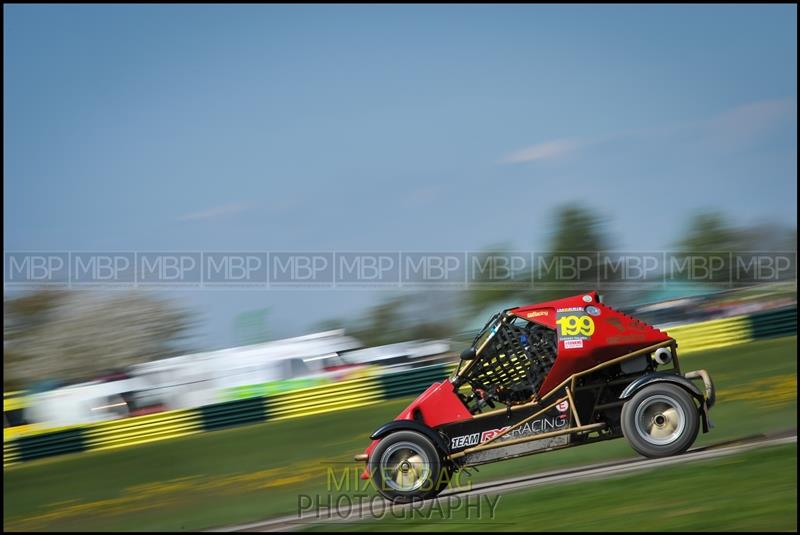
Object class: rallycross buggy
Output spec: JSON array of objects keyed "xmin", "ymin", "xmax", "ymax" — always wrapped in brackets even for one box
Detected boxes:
[{"xmin": 355, "ymin": 292, "xmax": 716, "ymax": 502}]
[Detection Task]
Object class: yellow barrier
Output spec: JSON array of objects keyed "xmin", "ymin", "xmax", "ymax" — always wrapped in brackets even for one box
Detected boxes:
[
  {"xmin": 666, "ymin": 315, "xmax": 752, "ymax": 355},
  {"xmin": 84, "ymin": 409, "xmax": 202, "ymax": 452},
  {"xmin": 3, "ymin": 423, "xmax": 44, "ymax": 441},
  {"xmin": 4, "ymin": 390, "xmax": 27, "ymax": 412},
  {"xmin": 267, "ymin": 375, "xmax": 383, "ymax": 421}
]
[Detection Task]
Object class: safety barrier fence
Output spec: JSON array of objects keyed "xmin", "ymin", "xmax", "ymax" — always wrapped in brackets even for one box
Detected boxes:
[
  {"xmin": 749, "ymin": 307, "xmax": 797, "ymax": 340},
  {"xmin": 667, "ymin": 315, "xmax": 752, "ymax": 354},
  {"xmin": 668, "ymin": 305, "xmax": 796, "ymax": 354},
  {"xmin": 3, "ymin": 363, "xmax": 452, "ymax": 466},
  {"xmin": 3, "ymin": 306, "xmax": 795, "ymax": 466}
]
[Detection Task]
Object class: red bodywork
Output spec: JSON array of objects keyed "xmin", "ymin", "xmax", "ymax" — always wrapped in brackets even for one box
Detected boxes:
[
  {"xmin": 358, "ymin": 292, "xmax": 671, "ymax": 478},
  {"xmin": 358, "ymin": 380, "xmax": 470, "ymax": 478},
  {"xmin": 511, "ymin": 292, "xmax": 671, "ymax": 394}
]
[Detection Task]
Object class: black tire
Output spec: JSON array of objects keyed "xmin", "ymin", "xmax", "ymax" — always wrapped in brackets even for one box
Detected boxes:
[
  {"xmin": 621, "ymin": 383, "xmax": 700, "ymax": 458},
  {"xmin": 368, "ymin": 430, "xmax": 450, "ymax": 503}
]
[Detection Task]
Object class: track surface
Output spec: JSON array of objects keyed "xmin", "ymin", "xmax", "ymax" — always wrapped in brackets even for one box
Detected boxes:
[{"xmin": 214, "ymin": 431, "xmax": 797, "ymax": 532}]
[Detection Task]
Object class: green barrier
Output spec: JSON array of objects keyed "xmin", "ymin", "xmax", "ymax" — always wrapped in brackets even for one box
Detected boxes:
[
  {"xmin": 4, "ymin": 440, "xmax": 20, "ymax": 465},
  {"xmin": 16, "ymin": 428, "xmax": 87, "ymax": 462},
  {"xmin": 198, "ymin": 397, "xmax": 269, "ymax": 431},
  {"xmin": 748, "ymin": 307, "xmax": 797, "ymax": 340}
]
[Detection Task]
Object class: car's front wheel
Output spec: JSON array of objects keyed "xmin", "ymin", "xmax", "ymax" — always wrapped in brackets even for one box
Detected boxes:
[
  {"xmin": 368, "ymin": 430, "xmax": 449, "ymax": 503},
  {"xmin": 621, "ymin": 383, "xmax": 700, "ymax": 458}
]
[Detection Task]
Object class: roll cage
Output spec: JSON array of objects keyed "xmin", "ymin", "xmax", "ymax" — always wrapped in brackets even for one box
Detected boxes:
[{"xmin": 451, "ymin": 310, "xmax": 558, "ymax": 412}]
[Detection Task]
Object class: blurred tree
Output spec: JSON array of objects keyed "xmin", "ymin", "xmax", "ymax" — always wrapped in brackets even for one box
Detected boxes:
[
  {"xmin": 675, "ymin": 212, "xmax": 798, "ymax": 286},
  {"xmin": 532, "ymin": 204, "xmax": 614, "ymax": 303},
  {"xmin": 549, "ymin": 205, "xmax": 610, "ymax": 253},
  {"xmin": 348, "ymin": 293, "xmax": 455, "ymax": 347},
  {"xmin": 4, "ymin": 290, "xmax": 68, "ymax": 339},
  {"xmin": 461, "ymin": 205, "xmax": 617, "ymax": 317},
  {"xmin": 677, "ymin": 212, "xmax": 742, "ymax": 253},
  {"xmin": 400, "ymin": 291, "xmax": 457, "ymax": 342},
  {"xmin": 355, "ymin": 297, "xmax": 404, "ymax": 346},
  {"xmin": 735, "ymin": 222, "xmax": 797, "ymax": 253},
  {"xmin": 3, "ymin": 290, "xmax": 193, "ymax": 388}
]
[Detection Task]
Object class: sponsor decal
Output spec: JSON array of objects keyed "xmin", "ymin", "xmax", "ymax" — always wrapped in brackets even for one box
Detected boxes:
[
  {"xmin": 556, "ymin": 308, "xmax": 595, "ymax": 342},
  {"xmin": 505, "ymin": 416, "xmax": 568, "ymax": 440},
  {"xmin": 526, "ymin": 310, "xmax": 549, "ymax": 318},
  {"xmin": 564, "ymin": 339, "xmax": 584, "ymax": 349},
  {"xmin": 582, "ymin": 294, "xmax": 593, "ymax": 302},
  {"xmin": 450, "ymin": 414, "xmax": 570, "ymax": 450},
  {"xmin": 451, "ymin": 433, "xmax": 480, "ymax": 449},
  {"xmin": 480, "ymin": 426, "xmax": 511, "ymax": 442},
  {"xmin": 585, "ymin": 305, "xmax": 601, "ymax": 316},
  {"xmin": 556, "ymin": 400, "xmax": 569, "ymax": 413}
]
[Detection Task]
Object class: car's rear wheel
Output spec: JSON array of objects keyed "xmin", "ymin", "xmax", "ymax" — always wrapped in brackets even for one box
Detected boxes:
[
  {"xmin": 368, "ymin": 430, "xmax": 449, "ymax": 503},
  {"xmin": 621, "ymin": 383, "xmax": 699, "ymax": 458}
]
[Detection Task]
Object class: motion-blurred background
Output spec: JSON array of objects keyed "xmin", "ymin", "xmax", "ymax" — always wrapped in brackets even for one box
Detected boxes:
[{"xmin": 3, "ymin": 4, "xmax": 797, "ymax": 532}]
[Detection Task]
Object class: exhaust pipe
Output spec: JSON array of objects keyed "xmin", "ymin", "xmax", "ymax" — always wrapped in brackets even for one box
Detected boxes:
[{"xmin": 653, "ymin": 347, "xmax": 672, "ymax": 366}]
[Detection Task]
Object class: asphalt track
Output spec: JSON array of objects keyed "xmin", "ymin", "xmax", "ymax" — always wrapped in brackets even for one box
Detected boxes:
[{"xmin": 214, "ymin": 431, "xmax": 797, "ymax": 532}]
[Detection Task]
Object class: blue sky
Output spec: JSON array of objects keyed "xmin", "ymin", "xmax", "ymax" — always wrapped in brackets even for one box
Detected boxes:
[{"xmin": 4, "ymin": 4, "xmax": 797, "ymax": 348}]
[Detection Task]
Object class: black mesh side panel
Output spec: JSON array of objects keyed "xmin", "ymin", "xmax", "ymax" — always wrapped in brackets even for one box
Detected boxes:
[{"xmin": 463, "ymin": 319, "xmax": 557, "ymax": 403}]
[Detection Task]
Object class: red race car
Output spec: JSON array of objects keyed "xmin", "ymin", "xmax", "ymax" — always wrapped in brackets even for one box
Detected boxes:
[{"xmin": 355, "ymin": 292, "xmax": 716, "ymax": 502}]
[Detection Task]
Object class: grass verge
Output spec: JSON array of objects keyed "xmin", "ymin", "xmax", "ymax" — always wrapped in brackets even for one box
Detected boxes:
[{"xmin": 302, "ymin": 443, "xmax": 797, "ymax": 532}]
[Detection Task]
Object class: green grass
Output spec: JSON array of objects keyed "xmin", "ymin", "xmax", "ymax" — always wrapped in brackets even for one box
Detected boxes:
[
  {"xmin": 3, "ymin": 336, "xmax": 796, "ymax": 531},
  {"xmin": 304, "ymin": 443, "xmax": 797, "ymax": 532}
]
